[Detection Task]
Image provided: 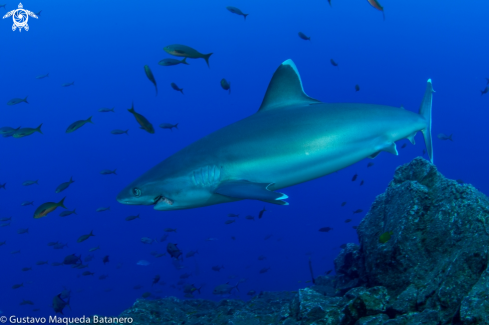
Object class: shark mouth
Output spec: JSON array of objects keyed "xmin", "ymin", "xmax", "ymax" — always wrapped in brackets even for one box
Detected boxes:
[{"xmin": 154, "ymin": 195, "xmax": 174, "ymax": 206}]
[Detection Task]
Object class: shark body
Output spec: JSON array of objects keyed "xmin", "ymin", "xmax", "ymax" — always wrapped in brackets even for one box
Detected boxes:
[{"xmin": 117, "ymin": 59, "xmax": 434, "ymax": 210}]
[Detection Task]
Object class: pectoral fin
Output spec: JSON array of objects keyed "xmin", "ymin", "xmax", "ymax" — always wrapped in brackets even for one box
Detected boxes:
[
  {"xmin": 215, "ymin": 180, "xmax": 288, "ymax": 204},
  {"xmin": 383, "ymin": 143, "xmax": 398, "ymax": 156}
]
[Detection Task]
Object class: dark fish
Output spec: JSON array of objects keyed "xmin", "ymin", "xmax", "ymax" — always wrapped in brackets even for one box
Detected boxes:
[
  {"xmin": 99, "ymin": 274, "xmax": 108, "ymax": 280},
  {"xmin": 353, "ymin": 209, "xmax": 363, "ymax": 214},
  {"xmin": 319, "ymin": 227, "xmax": 333, "ymax": 232},
  {"xmin": 225, "ymin": 220, "xmax": 235, "ymax": 225},
  {"xmin": 12, "ymin": 283, "xmax": 24, "ymax": 289},
  {"xmin": 226, "ymin": 6, "xmax": 249, "ymax": 20},
  {"xmin": 360, "ymin": 180, "xmax": 364, "ymax": 186},
  {"xmin": 220, "ymin": 79, "xmax": 231, "ymax": 94},
  {"xmin": 345, "ymin": 219, "xmax": 352, "ymax": 223},
  {"xmin": 258, "ymin": 207, "xmax": 267, "ymax": 219},
  {"xmin": 379, "ymin": 231, "xmax": 393, "ymax": 244},
  {"xmin": 258, "ymin": 255, "xmax": 266, "ymax": 260},
  {"xmin": 158, "ymin": 57, "xmax": 188, "ymax": 66},
  {"xmin": 52, "ymin": 292, "xmax": 70, "ymax": 314},
  {"xmin": 62, "ymin": 82, "xmax": 74, "ymax": 87},
  {"xmin": 167, "ymin": 243, "xmax": 182, "ymax": 260},
  {"xmin": 264, "ymin": 234, "xmax": 273, "ymax": 240},
  {"xmin": 23, "ymin": 180, "xmax": 38, "ymax": 186},
  {"xmin": 144, "ymin": 65, "xmax": 157, "ymax": 95},
  {"xmin": 125, "ymin": 214, "xmax": 140, "ymax": 221},
  {"xmin": 53, "ymin": 243, "xmax": 68, "ymax": 250},
  {"xmin": 213, "ymin": 282, "xmax": 239, "ymax": 295},
  {"xmin": 82, "ymin": 271, "xmax": 94, "ymax": 276},
  {"xmin": 326, "ymin": 269, "xmax": 332, "ymax": 275},
  {"xmin": 152, "ymin": 274, "xmax": 160, "ymax": 285},
  {"xmin": 330, "ymin": 59, "xmax": 338, "ymax": 67},
  {"xmin": 228, "ymin": 213, "xmax": 239, "ymax": 218},
  {"xmin": 212, "ymin": 265, "xmax": 224, "ymax": 272},
  {"xmin": 341, "ymin": 202, "xmax": 347, "ymax": 206},
  {"xmin": 259, "ymin": 267, "xmax": 270, "ymax": 274},
  {"xmin": 355, "ymin": 84, "xmax": 360, "ymax": 91},
  {"xmin": 0, "ymin": 217, "xmax": 11, "ymax": 221},
  {"xmin": 185, "ymin": 250, "xmax": 198, "ymax": 258},
  {"xmin": 401, "ymin": 143, "xmax": 407, "ymax": 149},
  {"xmin": 77, "ymin": 230, "xmax": 94, "ymax": 243},
  {"xmin": 298, "ymin": 32, "xmax": 310, "ymax": 41},
  {"xmin": 367, "ymin": 162, "xmax": 374, "ymax": 167},
  {"xmin": 165, "ymin": 228, "xmax": 177, "ymax": 233},
  {"xmin": 183, "ymin": 284, "xmax": 201, "ymax": 295},
  {"xmin": 98, "ymin": 107, "xmax": 115, "ymax": 113},
  {"xmin": 170, "ymin": 82, "xmax": 184, "ymax": 94},
  {"xmin": 66, "ymin": 117, "xmax": 93, "ymax": 133},
  {"xmin": 34, "ymin": 197, "xmax": 67, "ymax": 219},
  {"xmin": 22, "ymin": 267, "xmax": 32, "ymax": 271},
  {"xmin": 7, "ymin": 96, "xmax": 28, "ymax": 105},
  {"xmin": 247, "ymin": 290, "xmax": 256, "ymax": 296},
  {"xmin": 59, "ymin": 209, "xmax": 76, "ymax": 217},
  {"xmin": 0, "ymin": 241, "xmax": 5, "ymax": 246},
  {"xmin": 437, "ymin": 133, "xmax": 453, "ymax": 141},
  {"xmin": 20, "ymin": 299, "xmax": 34, "ymax": 305},
  {"xmin": 159, "ymin": 123, "xmax": 178, "ymax": 131},
  {"xmin": 103, "ymin": 255, "xmax": 109, "ymax": 264},
  {"xmin": 160, "ymin": 234, "xmax": 169, "ymax": 242},
  {"xmin": 17, "ymin": 228, "xmax": 28, "ymax": 234},
  {"xmin": 63, "ymin": 254, "xmax": 81, "ymax": 265},
  {"xmin": 13, "ymin": 124, "xmax": 43, "ymax": 138},
  {"xmin": 111, "ymin": 129, "xmax": 129, "ymax": 135},
  {"xmin": 245, "ymin": 215, "xmax": 255, "ymax": 220},
  {"xmin": 0, "ymin": 126, "xmax": 21, "ymax": 137},
  {"xmin": 367, "ymin": 0, "xmax": 385, "ymax": 20},
  {"xmin": 128, "ymin": 102, "xmax": 155, "ymax": 134},
  {"xmin": 36, "ymin": 260, "xmax": 48, "ymax": 265},
  {"xmin": 100, "ymin": 170, "xmax": 116, "ymax": 175},
  {"xmin": 56, "ymin": 177, "xmax": 74, "ymax": 193},
  {"xmin": 141, "ymin": 292, "xmax": 152, "ymax": 298},
  {"xmin": 352, "ymin": 174, "xmax": 357, "ymax": 181},
  {"xmin": 36, "ymin": 73, "xmax": 48, "ymax": 80},
  {"xmin": 163, "ymin": 44, "xmax": 213, "ymax": 68}
]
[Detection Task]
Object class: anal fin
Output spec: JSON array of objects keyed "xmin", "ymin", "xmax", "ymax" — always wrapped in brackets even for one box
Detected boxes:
[
  {"xmin": 382, "ymin": 143, "xmax": 398, "ymax": 156},
  {"xmin": 406, "ymin": 132, "xmax": 416, "ymax": 145},
  {"xmin": 214, "ymin": 180, "xmax": 288, "ymax": 203}
]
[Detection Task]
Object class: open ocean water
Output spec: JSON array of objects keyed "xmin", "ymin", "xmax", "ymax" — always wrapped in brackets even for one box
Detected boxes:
[{"xmin": 1, "ymin": 0, "xmax": 488, "ymax": 319}]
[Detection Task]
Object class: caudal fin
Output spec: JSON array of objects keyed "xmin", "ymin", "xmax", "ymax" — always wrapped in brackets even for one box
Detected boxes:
[
  {"xmin": 35, "ymin": 123, "xmax": 43, "ymax": 134},
  {"xmin": 243, "ymin": 14, "xmax": 249, "ymax": 20},
  {"xmin": 419, "ymin": 79, "xmax": 434, "ymax": 163},
  {"xmin": 204, "ymin": 53, "xmax": 213, "ymax": 68},
  {"xmin": 58, "ymin": 197, "xmax": 67, "ymax": 209},
  {"xmin": 24, "ymin": 96, "xmax": 29, "ymax": 104},
  {"xmin": 181, "ymin": 57, "xmax": 189, "ymax": 65}
]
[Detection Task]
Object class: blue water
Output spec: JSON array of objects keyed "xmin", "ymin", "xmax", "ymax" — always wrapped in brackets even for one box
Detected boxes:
[{"xmin": 1, "ymin": 0, "xmax": 487, "ymax": 318}]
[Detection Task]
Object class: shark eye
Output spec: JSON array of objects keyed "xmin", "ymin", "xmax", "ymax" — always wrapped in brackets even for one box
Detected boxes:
[{"xmin": 132, "ymin": 188, "xmax": 141, "ymax": 197}]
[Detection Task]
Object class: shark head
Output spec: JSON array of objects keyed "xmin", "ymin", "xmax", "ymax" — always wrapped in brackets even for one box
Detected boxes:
[{"xmin": 116, "ymin": 172, "xmax": 220, "ymax": 211}]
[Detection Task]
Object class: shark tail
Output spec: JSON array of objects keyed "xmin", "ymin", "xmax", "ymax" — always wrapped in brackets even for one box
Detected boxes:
[
  {"xmin": 419, "ymin": 79, "xmax": 434, "ymax": 163},
  {"xmin": 204, "ymin": 53, "xmax": 213, "ymax": 68}
]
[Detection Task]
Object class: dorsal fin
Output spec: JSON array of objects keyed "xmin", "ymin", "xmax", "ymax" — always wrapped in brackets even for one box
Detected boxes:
[{"xmin": 258, "ymin": 59, "xmax": 320, "ymax": 113}]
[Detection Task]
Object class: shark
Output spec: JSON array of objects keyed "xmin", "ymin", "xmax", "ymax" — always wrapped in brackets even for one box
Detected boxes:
[{"xmin": 117, "ymin": 59, "xmax": 433, "ymax": 210}]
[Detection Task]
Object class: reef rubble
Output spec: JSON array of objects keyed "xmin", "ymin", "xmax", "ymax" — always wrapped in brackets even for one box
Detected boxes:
[{"xmin": 112, "ymin": 158, "xmax": 489, "ymax": 324}]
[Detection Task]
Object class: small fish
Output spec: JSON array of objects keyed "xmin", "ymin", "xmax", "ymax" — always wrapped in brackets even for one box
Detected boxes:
[
  {"xmin": 158, "ymin": 57, "xmax": 189, "ymax": 66},
  {"xmin": 330, "ymin": 59, "xmax": 338, "ymax": 67},
  {"xmin": 53, "ymin": 243, "xmax": 68, "ymax": 250},
  {"xmin": 319, "ymin": 227, "xmax": 333, "ymax": 233},
  {"xmin": 141, "ymin": 237, "xmax": 156, "ymax": 244},
  {"xmin": 55, "ymin": 177, "xmax": 74, "ymax": 193},
  {"xmin": 225, "ymin": 220, "xmax": 235, "ymax": 225},
  {"xmin": 228, "ymin": 213, "xmax": 239, "ymax": 218},
  {"xmin": 160, "ymin": 123, "xmax": 178, "ymax": 131},
  {"xmin": 144, "ymin": 65, "xmax": 158, "ymax": 95},
  {"xmin": 23, "ymin": 180, "xmax": 38, "ymax": 186},
  {"xmin": 165, "ymin": 228, "xmax": 177, "ymax": 233},
  {"xmin": 186, "ymin": 250, "xmax": 198, "ymax": 258},
  {"xmin": 125, "ymin": 214, "xmax": 140, "ymax": 221},
  {"xmin": 22, "ymin": 267, "xmax": 32, "ymax": 272},
  {"xmin": 96, "ymin": 207, "xmax": 110, "ymax": 212},
  {"xmin": 82, "ymin": 271, "xmax": 94, "ymax": 276},
  {"xmin": 59, "ymin": 209, "xmax": 76, "ymax": 217},
  {"xmin": 62, "ymin": 82, "xmax": 74, "ymax": 87},
  {"xmin": 0, "ymin": 183, "xmax": 4, "ymax": 189},
  {"xmin": 47, "ymin": 241, "xmax": 58, "ymax": 246},
  {"xmin": 111, "ymin": 129, "xmax": 129, "ymax": 135},
  {"xmin": 345, "ymin": 219, "xmax": 352, "ymax": 223},
  {"xmin": 137, "ymin": 260, "xmax": 150, "ymax": 266},
  {"xmin": 103, "ymin": 255, "xmax": 109, "ymax": 264},
  {"xmin": 326, "ymin": 269, "xmax": 332, "ymax": 275},
  {"xmin": 152, "ymin": 275, "xmax": 161, "ymax": 286},
  {"xmin": 213, "ymin": 282, "xmax": 239, "ymax": 295},
  {"xmin": 170, "ymin": 82, "xmax": 184, "ymax": 94},
  {"xmin": 367, "ymin": 0, "xmax": 385, "ymax": 20},
  {"xmin": 298, "ymin": 32, "xmax": 310, "ymax": 41},
  {"xmin": 99, "ymin": 274, "xmax": 108, "ymax": 280},
  {"xmin": 353, "ymin": 209, "xmax": 363, "ymax": 214},
  {"xmin": 36, "ymin": 73, "xmax": 49, "ymax": 79},
  {"xmin": 11, "ymin": 250, "xmax": 20, "ymax": 254},
  {"xmin": 77, "ymin": 230, "xmax": 95, "ymax": 243},
  {"xmin": 89, "ymin": 246, "xmax": 100, "ymax": 252},
  {"xmin": 167, "ymin": 243, "xmax": 183, "ymax": 260},
  {"xmin": 226, "ymin": 6, "xmax": 249, "ymax": 20},
  {"xmin": 0, "ymin": 222, "xmax": 10, "ymax": 227},
  {"xmin": 264, "ymin": 234, "xmax": 272, "ymax": 240},
  {"xmin": 0, "ymin": 126, "xmax": 21, "ymax": 137},
  {"xmin": 0, "ymin": 241, "xmax": 5, "ymax": 246},
  {"xmin": 63, "ymin": 254, "xmax": 81, "ymax": 265},
  {"xmin": 20, "ymin": 299, "xmax": 34, "ymax": 305},
  {"xmin": 0, "ymin": 217, "xmax": 11, "ymax": 221},
  {"xmin": 355, "ymin": 84, "xmax": 360, "ymax": 92},
  {"xmin": 36, "ymin": 261, "xmax": 48, "ymax": 265},
  {"xmin": 258, "ymin": 207, "xmax": 267, "ymax": 219},
  {"xmin": 7, "ymin": 96, "xmax": 28, "ymax": 105},
  {"xmin": 100, "ymin": 169, "xmax": 117, "ymax": 175},
  {"xmin": 133, "ymin": 285, "xmax": 143, "ymax": 289},
  {"xmin": 258, "ymin": 255, "xmax": 266, "ymax": 261},
  {"xmin": 164, "ymin": 44, "xmax": 213, "ymax": 68},
  {"xmin": 212, "ymin": 265, "xmax": 224, "ymax": 272},
  {"xmin": 34, "ymin": 197, "xmax": 67, "ymax": 219},
  {"xmin": 259, "ymin": 267, "xmax": 270, "ymax": 274},
  {"xmin": 401, "ymin": 143, "xmax": 407, "ymax": 149},
  {"xmin": 160, "ymin": 234, "xmax": 169, "ymax": 242},
  {"xmin": 379, "ymin": 231, "xmax": 393, "ymax": 244},
  {"xmin": 66, "ymin": 117, "xmax": 93, "ymax": 133},
  {"xmin": 128, "ymin": 102, "xmax": 155, "ymax": 134},
  {"xmin": 141, "ymin": 292, "xmax": 152, "ymax": 298},
  {"xmin": 437, "ymin": 133, "xmax": 453, "ymax": 141},
  {"xmin": 367, "ymin": 162, "xmax": 374, "ymax": 167},
  {"xmin": 98, "ymin": 107, "xmax": 115, "ymax": 113},
  {"xmin": 360, "ymin": 180, "xmax": 364, "ymax": 186},
  {"xmin": 13, "ymin": 124, "xmax": 43, "ymax": 138},
  {"xmin": 341, "ymin": 202, "xmax": 347, "ymax": 206},
  {"xmin": 351, "ymin": 174, "xmax": 357, "ymax": 181},
  {"xmin": 220, "ymin": 79, "xmax": 231, "ymax": 94},
  {"xmin": 12, "ymin": 283, "xmax": 24, "ymax": 289},
  {"xmin": 245, "ymin": 215, "xmax": 255, "ymax": 220}
]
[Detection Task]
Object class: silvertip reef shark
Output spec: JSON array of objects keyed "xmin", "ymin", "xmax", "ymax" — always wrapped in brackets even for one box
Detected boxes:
[{"xmin": 117, "ymin": 59, "xmax": 434, "ymax": 210}]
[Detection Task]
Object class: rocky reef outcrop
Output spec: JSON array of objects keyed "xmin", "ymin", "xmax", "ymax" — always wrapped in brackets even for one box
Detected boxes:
[{"xmin": 112, "ymin": 158, "xmax": 489, "ymax": 324}]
